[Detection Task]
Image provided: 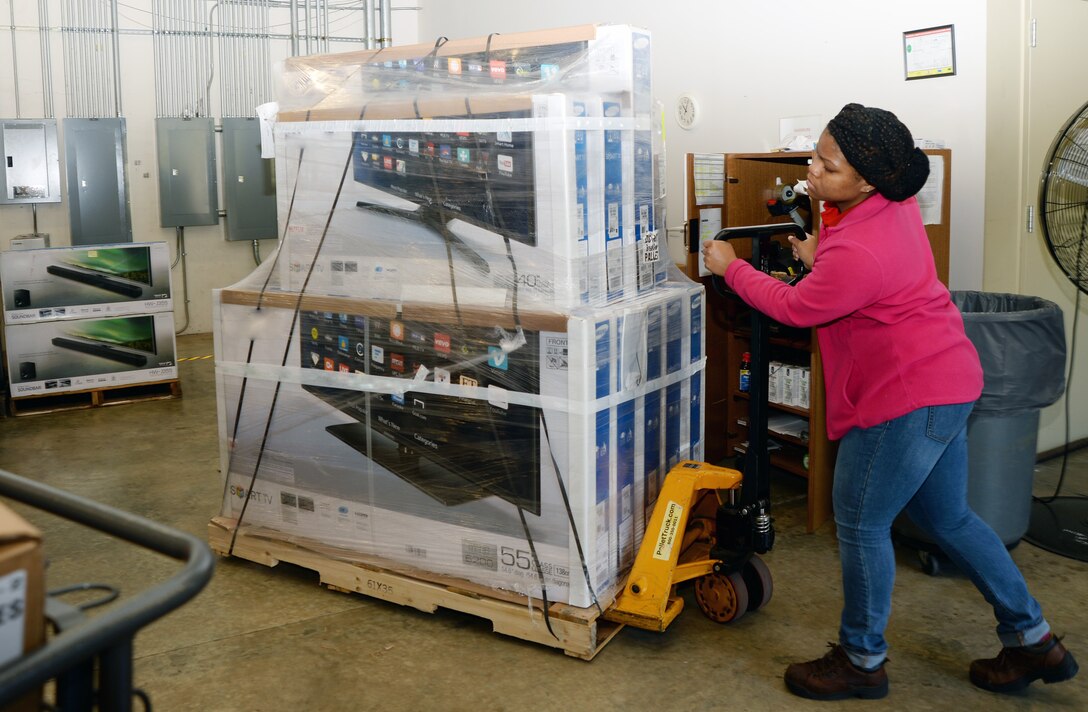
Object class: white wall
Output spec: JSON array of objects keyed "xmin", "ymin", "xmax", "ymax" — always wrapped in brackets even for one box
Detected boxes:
[
  {"xmin": 0, "ymin": 1, "xmax": 420, "ymax": 335},
  {"xmin": 0, "ymin": 1, "xmax": 989, "ymax": 333},
  {"xmin": 416, "ymin": 0, "xmax": 989, "ymax": 289}
]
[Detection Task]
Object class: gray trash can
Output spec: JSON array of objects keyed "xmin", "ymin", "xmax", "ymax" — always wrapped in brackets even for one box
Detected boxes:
[{"xmin": 895, "ymin": 292, "xmax": 1066, "ymax": 562}]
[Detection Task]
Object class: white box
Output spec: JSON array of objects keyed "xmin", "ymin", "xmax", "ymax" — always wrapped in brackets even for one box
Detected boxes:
[
  {"xmin": 5, "ymin": 311, "xmax": 178, "ymax": 396},
  {"xmin": 10, "ymin": 234, "xmax": 50, "ymax": 250},
  {"xmin": 768, "ymin": 360, "xmax": 783, "ymax": 404},
  {"xmin": 2, "ymin": 242, "xmax": 173, "ymax": 324},
  {"xmin": 274, "ymin": 97, "xmax": 625, "ymax": 310},
  {"xmin": 214, "ymin": 284, "xmax": 703, "ymax": 608}
]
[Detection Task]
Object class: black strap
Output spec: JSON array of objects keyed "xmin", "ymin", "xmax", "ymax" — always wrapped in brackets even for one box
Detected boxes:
[
  {"xmin": 541, "ymin": 414, "xmax": 603, "ymax": 615},
  {"xmin": 485, "ymin": 32, "xmax": 500, "ymax": 63},
  {"xmin": 229, "ymin": 138, "xmax": 359, "ymax": 557}
]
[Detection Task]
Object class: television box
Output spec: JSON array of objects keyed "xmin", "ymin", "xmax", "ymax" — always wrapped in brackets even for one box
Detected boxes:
[
  {"xmin": 267, "ymin": 24, "xmax": 665, "ymax": 312},
  {"xmin": 1, "ymin": 242, "xmax": 172, "ymax": 324},
  {"xmin": 271, "ymin": 91, "xmax": 637, "ymax": 311},
  {"xmin": 276, "ymin": 24, "xmax": 652, "ymax": 122},
  {"xmin": 5, "ymin": 312, "xmax": 178, "ymax": 397},
  {"xmin": 213, "ymin": 284, "xmax": 703, "ymax": 608},
  {"xmin": 0, "ymin": 501, "xmax": 44, "ymax": 712}
]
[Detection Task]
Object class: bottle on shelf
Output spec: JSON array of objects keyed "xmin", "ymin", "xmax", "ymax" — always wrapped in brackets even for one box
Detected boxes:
[{"xmin": 739, "ymin": 351, "xmax": 751, "ymax": 393}]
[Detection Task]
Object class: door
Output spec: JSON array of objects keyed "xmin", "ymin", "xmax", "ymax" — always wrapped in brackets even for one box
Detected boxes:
[{"xmin": 1022, "ymin": 0, "xmax": 1088, "ymax": 449}]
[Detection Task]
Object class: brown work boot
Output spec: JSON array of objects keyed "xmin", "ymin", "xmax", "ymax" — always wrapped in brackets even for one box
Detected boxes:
[
  {"xmin": 970, "ymin": 636, "xmax": 1079, "ymax": 693},
  {"xmin": 784, "ymin": 643, "xmax": 889, "ymax": 700}
]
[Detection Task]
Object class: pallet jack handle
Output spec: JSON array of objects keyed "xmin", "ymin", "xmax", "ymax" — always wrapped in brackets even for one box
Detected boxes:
[{"xmin": 711, "ymin": 223, "xmax": 808, "ymax": 560}]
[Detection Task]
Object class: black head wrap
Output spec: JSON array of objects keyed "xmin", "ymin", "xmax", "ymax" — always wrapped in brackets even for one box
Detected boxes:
[{"xmin": 826, "ymin": 103, "xmax": 930, "ymax": 202}]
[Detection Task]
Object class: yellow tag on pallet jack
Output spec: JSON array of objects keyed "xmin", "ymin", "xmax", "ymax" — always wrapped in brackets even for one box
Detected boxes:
[{"xmin": 652, "ymin": 501, "xmax": 684, "ymax": 561}]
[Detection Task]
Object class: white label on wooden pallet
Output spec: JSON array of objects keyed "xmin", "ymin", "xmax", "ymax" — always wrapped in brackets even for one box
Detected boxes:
[
  {"xmin": 652, "ymin": 501, "xmax": 683, "ymax": 561},
  {"xmin": 0, "ymin": 569, "xmax": 27, "ymax": 667}
]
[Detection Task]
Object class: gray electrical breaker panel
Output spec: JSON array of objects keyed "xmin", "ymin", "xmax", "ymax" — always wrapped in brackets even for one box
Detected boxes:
[
  {"xmin": 1, "ymin": 119, "xmax": 62, "ymax": 204},
  {"xmin": 222, "ymin": 117, "xmax": 277, "ymax": 241},
  {"xmin": 65, "ymin": 117, "xmax": 133, "ymax": 245},
  {"xmin": 156, "ymin": 117, "xmax": 219, "ymax": 228}
]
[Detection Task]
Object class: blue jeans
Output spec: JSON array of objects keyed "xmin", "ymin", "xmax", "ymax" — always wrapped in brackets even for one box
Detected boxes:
[{"xmin": 833, "ymin": 403, "xmax": 1049, "ymax": 669}]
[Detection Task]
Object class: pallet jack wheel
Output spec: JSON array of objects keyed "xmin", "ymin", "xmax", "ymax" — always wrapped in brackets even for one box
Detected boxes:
[
  {"xmin": 918, "ymin": 550, "xmax": 940, "ymax": 576},
  {"xmin": 694, "ymin": 570, "xmax": 750, "ymax": 623},
  {"xmin": 742, "ymin": 555, "xmax": 773, "ymax": 611}
]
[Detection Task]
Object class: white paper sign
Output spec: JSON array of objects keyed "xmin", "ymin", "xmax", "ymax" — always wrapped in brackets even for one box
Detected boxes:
[{"xmin": 0, "ymin": 569, "xmax": 27, "ymax": 667}]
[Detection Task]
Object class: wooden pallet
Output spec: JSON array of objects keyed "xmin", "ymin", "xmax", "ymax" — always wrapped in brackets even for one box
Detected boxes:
[
  {"xmin": 208, "ymin": 516, "xmax": 624, "ymax": 660},
  {"xmin": 9, "ymin": 379, "xmax": 182, "ymax": 416}
]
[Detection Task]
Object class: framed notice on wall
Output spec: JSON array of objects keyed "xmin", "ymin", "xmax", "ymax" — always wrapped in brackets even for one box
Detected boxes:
[{"xmin": 903, "ymin": 25, "xmax": 956, "ymax": 80}]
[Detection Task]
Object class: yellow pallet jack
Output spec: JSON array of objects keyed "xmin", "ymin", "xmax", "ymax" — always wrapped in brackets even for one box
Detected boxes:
[{"xmin": 605, "ymin": 224, "xmax": 807, "ymax": 632}]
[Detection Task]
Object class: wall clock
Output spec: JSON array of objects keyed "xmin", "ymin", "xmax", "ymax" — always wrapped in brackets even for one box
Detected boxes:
[{"xmin": 676, "ymin": 93, "xmax": 700, "ymax": 130}]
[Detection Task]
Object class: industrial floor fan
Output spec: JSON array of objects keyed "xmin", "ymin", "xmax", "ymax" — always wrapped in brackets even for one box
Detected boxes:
[{"xmin": 1025, "ymin": 99, "xmax": 1088, "ymax": 562}]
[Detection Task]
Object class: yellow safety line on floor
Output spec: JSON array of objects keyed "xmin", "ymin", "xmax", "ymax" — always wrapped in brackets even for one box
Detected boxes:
[{"xmin": 177, "ymin": 355, "xmax": 215, "ymax": 362}]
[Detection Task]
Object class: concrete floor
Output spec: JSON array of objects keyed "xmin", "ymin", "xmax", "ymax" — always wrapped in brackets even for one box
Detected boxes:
[{"xmin": 1, "ymin": 331, "xmax": 1084, "ymax": 711}]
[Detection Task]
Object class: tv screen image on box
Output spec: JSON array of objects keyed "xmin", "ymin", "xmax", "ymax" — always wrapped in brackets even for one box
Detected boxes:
[
  {"xmin": 361, "ymin": 40, "xmax": 590, "ymax": 92},
  {"xmin": 50, "ymin": 315, "xmax": 157, "ymax": 368},
  {"xmin": 44, "ymin": 246, "xmax": 152, "ymax": 298},
  {"xmin": 299, "ymin": 310, "xmax": 542, "ymax": 515},
  {"xmin": 351, "ymin": 116, "xmax": 537, "ymax": 248}
]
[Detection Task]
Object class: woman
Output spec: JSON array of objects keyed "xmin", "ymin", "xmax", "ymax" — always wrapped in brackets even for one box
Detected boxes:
[{"xmin": 701, "ymin": 103, "xmax": 1078, "ymax": 701}]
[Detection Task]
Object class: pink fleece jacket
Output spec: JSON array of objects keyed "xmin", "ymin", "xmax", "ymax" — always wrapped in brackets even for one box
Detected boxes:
[{"xmin": 724, "ymin": 194, "xmax": 982, "ymax": 440}]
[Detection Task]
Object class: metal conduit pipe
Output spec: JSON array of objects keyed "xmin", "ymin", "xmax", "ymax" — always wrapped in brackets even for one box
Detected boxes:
[
  {"xmin": 236, "ymin": 0, "xmax": 242, "ymax": 114},
  {"xmin": 60, "ymin": 2, "xmax": 70, "ymax": 116},
  {"xmin": 324, "ymin": 0, "xmax": 330, "ymax": 53},
  {"xmin": 90, "ymin": 0, "xmax": 99, "ymax": 116},
  {"xmin": 77, "ymin": 0, "xmax": 86, "ymax": 116},
  {"xmin": 171, "ymin": 0, "xmax": 178, "ymax": 116},
  {"xmin": 364, "ymin": 0, "xmax": 375, "ymax": 49},
  {"xmin": 169, "ymin": 0, "xmax": 177, "ymax": 115},
  {"xmin": 235, "ymin": 0, "xmax": 242, "ymax": 115},
  {"xmin": 70, "ymin": 0, "xmax": 78, "ymax": 116},
  {"xmin": 38, "ymin": 0, "xmax": 54, "ymax": 118},
  {"xmin": 67, "ymin": 0, "xmax": 77, "ymax": 116},
  {"xmin": 111, "ymin": 0, "xmax": 121, "ymax": 115},
  {"xmin": 87, "ymin": 0, "xmax": 97, "ymax": 116},
  {"xmin": 174, "ymin": 227, "xmax": 190, "ymax": 334},
  {"xmin": 184, "ymin": 0, "xmax": 190, "ymax": 114},
  {"xmin": 231, "ymin": 0, "xmax": 239, "ymax": 115},
  {"xmin": 153, "ymin": 0, "xmax": 159, "ymax": 115},
  {"xmin": 246, "ymin": 0, "xmax": 254, "ymax": 110},
  {"xmin": 10, "ymin": 0, "xmax": 21, "ymax": 117},
  {"xmin": 161, "ymin": 0, "xmax": 168, "ymax": 116},
  {"xmin": 198, "ymin": 0, "xmax": 205, "ymax": 115},
  {"xmin": 79, "ymin": 0, "xmax": 86, "ymax": 116},
  {"xmin": 380, "ymin": 0, "xmax": 391, "ymax": 47},
  {"xmin": 219, "ymin": 0, "xmax": 228, "ymax": 117},
  {"xmin": 173, "ymin": 0, "xmax": 178, "ymax": 115},
  {"xmin": 182, "ymin": 0, "xmax": 190, "ymax": 116},
  {"xmin": 289, "ymin": 0, "xmax": 298, "ymax": 56},
  {"xmin": 264, "ymin": 0, "xmax": 272, "ymax": 97},
  {"xmin": 95, "ymin": 0, "xmax": 102, "ymax": 116},
  {"xmin": 203, "ymin": 1, "xmax": 212, "ymax": 116},
  {"xmin": 305, "ymin": 0, "xmax": 311, "ymax": 55}
]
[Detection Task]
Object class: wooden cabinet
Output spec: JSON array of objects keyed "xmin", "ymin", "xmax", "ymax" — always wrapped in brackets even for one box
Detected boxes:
[{"xmin": 682, "ymin": 150, "xmax": 951, "ymax": 532}]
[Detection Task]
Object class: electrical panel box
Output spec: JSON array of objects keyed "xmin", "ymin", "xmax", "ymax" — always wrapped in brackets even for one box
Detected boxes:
[
  {"xmin": 65, "ymin": 118, "xmax": 133, "ymax": 245},
  {"xmin": 222, "ymin": 117, "xmax": 277, "ymax": 241},
  {"xmin": 1, "ymin": 119, "xmax": 62, "ymax": 204},
  {"xmin": 156, "ymin": 118, "xmax": 219, "ymax": 228}
]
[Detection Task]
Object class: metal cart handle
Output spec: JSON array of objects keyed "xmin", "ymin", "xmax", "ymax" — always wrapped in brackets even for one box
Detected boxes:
[{"xmin": 0, "ymin": 468, "xmax": 215, "ymax": 707}]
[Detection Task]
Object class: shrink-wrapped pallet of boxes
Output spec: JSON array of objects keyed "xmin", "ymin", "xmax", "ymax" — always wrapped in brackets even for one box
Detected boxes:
[{"xmin": 210, "ymin": 24, "xmax": 705, "ymax": 655}]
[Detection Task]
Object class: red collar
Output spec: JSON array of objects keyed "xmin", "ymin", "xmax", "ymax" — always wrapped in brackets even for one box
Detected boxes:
[{"xmin": 821, "ymin": 203, "xmax": 850, "ymax": 227}]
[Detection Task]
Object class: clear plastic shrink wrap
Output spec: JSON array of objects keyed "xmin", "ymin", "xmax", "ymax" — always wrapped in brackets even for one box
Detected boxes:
[{"xmin": 213, "ymin": 25, "xmax": 706, "ymax": 610}]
